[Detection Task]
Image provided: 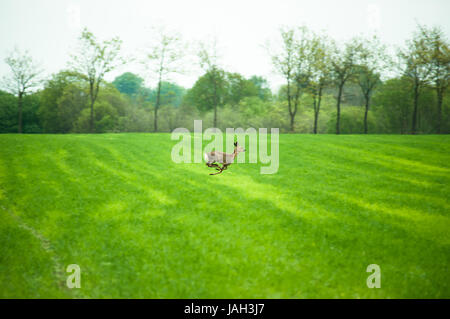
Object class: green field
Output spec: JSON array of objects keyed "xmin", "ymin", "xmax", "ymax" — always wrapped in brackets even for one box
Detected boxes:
[{"xmin": 0, "ymin": 133, "xmax": 449, "ymax": 298}]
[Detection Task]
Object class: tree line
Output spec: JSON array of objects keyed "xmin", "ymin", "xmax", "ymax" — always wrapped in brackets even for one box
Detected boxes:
[{"xmin": 1, "ymin": 24, "xmax": 449, "ymax": 134}]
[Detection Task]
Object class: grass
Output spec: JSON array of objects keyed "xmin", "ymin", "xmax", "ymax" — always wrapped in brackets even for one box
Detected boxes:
[{"xmin": 0, "ymin": 133, "xmax": 449, "ymax": 298}]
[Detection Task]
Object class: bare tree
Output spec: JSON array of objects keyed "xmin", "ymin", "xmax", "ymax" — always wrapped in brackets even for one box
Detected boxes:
[
  {"xmin": 69, "ymin": 28, "xmax": 124, "ymax": 133},
  {"xmin": 2, "ymin": 48, "xmax": 43, "ymax": 133},
  {"xmin": 142, "ymin": 27, "xmax": 184, "ymax": 132}
]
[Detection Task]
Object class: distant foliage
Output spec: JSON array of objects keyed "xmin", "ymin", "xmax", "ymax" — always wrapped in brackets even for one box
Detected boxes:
[{"xmin": 0, "ymin": 24, "xmax": 448, "ymax": 134}]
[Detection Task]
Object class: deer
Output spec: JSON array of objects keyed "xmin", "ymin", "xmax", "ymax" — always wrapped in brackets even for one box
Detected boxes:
[{"xmin": 204, "ymin": 142, "xmax": 246, "ymax": 175}]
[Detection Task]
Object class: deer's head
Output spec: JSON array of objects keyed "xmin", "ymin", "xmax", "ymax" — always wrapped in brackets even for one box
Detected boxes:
[{"xmin": 234, "ymin": 141, "xmax": 246, "ymax": 153}]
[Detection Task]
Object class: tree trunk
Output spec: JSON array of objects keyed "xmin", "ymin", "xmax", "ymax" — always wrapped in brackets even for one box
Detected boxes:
[
  {"xmin": 411, "ymin": 82, "xmax": 419, "ymax": 135},
  {"xmin": 89, "ymin": 99, "xmax": 95, "ymax": 133},
  {"xmin": 212, "ymin": 73, "xmax": 218, "ymax": 128},
  {"xmin": 153, "ymin": 105, "xmax": 158, "ymax": 132},
  {"xmin": 364, "ymin": 95, "xmax": 370, "ymax": 134},
  {"xmin": 18, "ymin": 91, "xmax": 23, "ymax": 134},
  {"xmin": 436, "ymin": 87, "xmax": 443, "ymax": 134},
  {"xmin": 290, "ymin": 113, "xmax": 295, "ymax": 132},
  {"xmin": 289, "ymin": 85, "xmax": 301, "ymax": 133},
  {"xmin": 336, "ymin": 83, "xmax": 344, "ymax": 135},
  {"xmin": 154, "ymin": 79, "xmax": 162, "ymax": 132},
  {"xmin": 313, "ymin": 85, "xmax": 323, "ymax": 134},
  {"xmin": 89, "ymin": 82, "xmax": 95, "ymax": 133},
  {"xmin": 286, "ymin": 80, "xmax": 294, "ymax": 132},
  {"xmin": 313, "ymin": 108, "xmax": 318, "ymax": 134}
]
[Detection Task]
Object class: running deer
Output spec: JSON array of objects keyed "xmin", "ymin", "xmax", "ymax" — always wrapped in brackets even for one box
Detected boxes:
[{"xmin": 204, "ymin": 142, "xmax": 246, "ymax": 175}]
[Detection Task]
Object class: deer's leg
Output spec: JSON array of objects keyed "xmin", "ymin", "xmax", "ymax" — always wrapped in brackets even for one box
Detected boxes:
[
  {"xmin": 210, "ymin": 162, "xmax": 223, "ymax": 171},
  {"xmin": 210, "ymin": 164, "xmax": 230, "ymax": 175},
  {"xmin": 206, "ymin": 162, "xmax": 220, "ymax": 169},
  {"xmin": 209, "ymin": 168, "xmax": 224, "ymax": 175},
  {"xmin": 216, "ymin": 163, "xmax": 228, "ymax": 171}
]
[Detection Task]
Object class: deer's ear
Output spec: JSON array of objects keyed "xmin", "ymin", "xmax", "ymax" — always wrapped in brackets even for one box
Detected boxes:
[{"xmin": 234, "ymin": 142, "xmax": 238, "ymax": 146}]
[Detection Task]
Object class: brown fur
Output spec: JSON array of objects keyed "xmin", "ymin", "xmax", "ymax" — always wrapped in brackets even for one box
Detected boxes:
[{"xmin": 204, "ymin": 142, "xmax": 245, "ymax": 175}]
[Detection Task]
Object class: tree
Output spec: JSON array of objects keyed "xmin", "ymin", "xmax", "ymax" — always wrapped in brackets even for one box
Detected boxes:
[
  {"xmin": 399, "ymin": 28, "xmax": 433, "ymax": 134},
  {"xmin": 0, "ymin": 90, "xmax": 18, "ymax": 133},
  {"xmin": 309, "ymin": 32, "xmax": 332, "ymax": 134},
  {"xmin": 355, "ymin": 36, "xmax": 389, "ymax": 134},
  {"xmin": 142, "ymin": 27, "xmax": 184, "ymax": 132},
  {"xmin": 185, "ymin": 69, "xmax": 226, "ymax": 122},
  {"xmin": 112, "ymin": 72, "xmax": 144, "ymax": 97},
  {"xmin": 372, "ymin": 77, "xmax": 415, "ymax": 134},
  {"xmin": 185, "ymin": 70, "xmax": 258, "ymax": 128},
  {"xmin": 271, "ymin": 26, "xmax": 315, "ymax": 132},
  {"xmin": 148, "ymin": 81, "xmax": 186, "ymax": 107},
  {"xmin": 38, "ymin": 71, "xmax": 84, "ymax": 133},
  {"xmin": 56, "ymin": 83, "xmax": 87, "ymax": 133},
  {"xmin": 198, "ymin": 38, "xmax": 225, "ymax": 128},
  {"xmin": 2, "ymin": 48, "xmax": 42, "ymax": 133},
  {"xmin": 417, "ymin": 25, "xmax": 450, "ymax": 133},
  {"xmin": 291, "ymin": 27, "xmax": 316, "ymax": 132},
  {"xmin": 225, "ymin": 73, "xmax": 258, "ymax": 105},
  {"xmin": 249, "ymin": 75, "xmax": 272, "ymax": 101},
  {"xmin": 270, "ymin": 28, "xmax": 296, "ymax": 131},
  {"xmin": 330, "ymin": 38, "xmax": 361, "ymax": 134},
  {"xmin": 69, "ymin": 28, "xmax": 124, "ymax": 133},
  {"xmin": 73, "ymin": 84, "xmax": 126, "ymax": 133}
]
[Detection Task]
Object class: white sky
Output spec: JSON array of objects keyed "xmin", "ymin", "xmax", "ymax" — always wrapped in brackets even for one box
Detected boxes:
[{"xmin": 1, "ymin": 0, "xmax": 449, "ymax": 91}]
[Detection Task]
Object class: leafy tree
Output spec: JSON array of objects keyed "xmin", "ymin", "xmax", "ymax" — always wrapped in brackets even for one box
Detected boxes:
[
  {"xmin": 185, "ymin": 70, "xmax": 258, "ymax": 126},
  {"xmin": 21, "ymin": 93, "xmax": 42, "ymax": 133},
  {"xmin": 399, "ymin": 28, "xmax": 432, "ymax": 134},
  {"xmin": 38, "ymin": 71, "xmax": 84, "ymax": 132},
  {"xmin": 354, "ymin": 36, "xmax": 390, "ymax": 134},
  {"xmin": 372, "ymin": 78, "xmax": 413, "ymax": 134},
  {"xmin": 234, "ymin": 96, "xmax": 272, "ymax": 127},
  {"xmin": 69, "ymin": 28, "xmax": 124, "ymax": 133},
  {"xmin": 148, "ymin": 81, "xmax": 186, "ymax": 107},
  {"xmin": 73, "ymin": 84, "xmax": 126, "ymax": 133},
  {"xmin": 197, "ymin": 39, "xmax": 224, "ymax": 128},
  {"xmin": 330, "ymin": 38, "xmax": 361, "ymax": 134},
  {"xmin": 417, "ymin": 25, "xmax": 450, "ymax": 133},
  {"xmin": 56, "ymin": 84, "xmax": 87, "ymax": 133},
  {"xmin": 292, "ymin": 27, "xmax": 316, "ymax": 127},
  {"xmin": 185, "ymin": 69, "xmax": 227, "ymax": 122},
  {"xmin": 327, "ymin": 106, "xmax": 376, "ymax": 134},
  {"xmin": 309, "ymin": 32, "xmax": 332, "ymax": 134},
  {"xmin": 2, "ymin": 48, "xmax": 43, "ymax": 133},
  {"xmin": 249, "ymin": 76, "xmax": 272, "ymax": 101},
  {"xmin": 270, "ymin": 27, "xmax": 296, "ymax": 131},
  {"xmin": 225, "ymin": 73, "xmax": 258, "ymax": 105},
  {"xmin": 117, "ymin": 106, "xmax": 152, "ymax": 132},
  {"xmin": 112, "ymin": 72, "xmax": 144, "ymax": 97},
  {"xmin": 0, "ymin": 90, "xmax": 17, "ymax": 132},
  {"xmin": 271, "ymin": 26, "xmax": 317, "ymax": 132}
]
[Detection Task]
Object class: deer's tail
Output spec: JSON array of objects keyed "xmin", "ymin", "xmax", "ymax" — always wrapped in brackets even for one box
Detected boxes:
[{"xmin": 203, "ymin": 152, "xmax": 209, "ymax": 162}]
